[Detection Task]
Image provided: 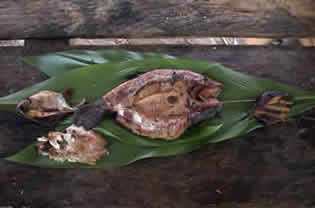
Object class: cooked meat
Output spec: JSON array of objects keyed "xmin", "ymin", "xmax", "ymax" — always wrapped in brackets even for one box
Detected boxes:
[
  {"xmin": 252, "ymin": 91, "xmax": 294, "ymax": 125},
  {"xmin": 36, "ymin": 125, "xmax": 108, "ymax": 164},
  {"xmin": 17, "ymin": 90, "xmax": 74, "ymax": 118},
  {"xmin": 74, "ymin": 69, "xmax": 223, "ymax": 140}
]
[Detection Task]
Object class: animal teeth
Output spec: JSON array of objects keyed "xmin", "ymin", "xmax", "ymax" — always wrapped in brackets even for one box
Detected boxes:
[
  {"xmin": 36, "ymin": 124, "xmax": 108, "ymax": 165},
  {"xmin": 49, "ymin": 139, "xmax": 60, "ymax": 150},
  {"xmin": 133, "ymin": 112, "xmax": 142, "ymax": 123},
  {"xmin": 37, "ymin": 137, "xmax": 48, "ymax": 142},
  {"xmin": 63, "ymin": 133, "xmax": 74, "ymax": 144},
  {"xmin": 56, "ymin": 135, "xmax": 63, "ymax": 142},
  {"xmin": 115, "ymin": 104, "xmax": 125, "ymax": 117},
  {"xmin": 16, "ymin": 90, "xmax": 75, "ymax": 118}
]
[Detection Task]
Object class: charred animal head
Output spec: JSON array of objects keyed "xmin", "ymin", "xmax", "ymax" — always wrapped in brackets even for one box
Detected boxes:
[
  {"xmin": 252, "ymin": 91, "xmax": 294, "ymax": 125},
  {"xmin": 36, "ymin": 125, "xmax": 108, "ymax": 165},
  {"xmin": 17, "ymin": 90, "xmax": 75, "ymax": 118}
]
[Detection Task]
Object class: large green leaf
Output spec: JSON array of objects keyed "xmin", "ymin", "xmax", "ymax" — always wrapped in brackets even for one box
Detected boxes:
[
  {"xmin": 55, "ymin": 115, "xmax": 222, "ymax": 147},
  {"xmin": 24, "ymin": 49, "xmax": 176, "ymax": 77},
  {"xmin": 6, "ymin": 136, "xmax": 204, "ymax": 168},
  {"xmin": 2, "ymin": 51, "xmax": 315, "ymax": 168},
  {"xmin": 95, "ymin": 121, "xmax": 222, "ymax": 147}
]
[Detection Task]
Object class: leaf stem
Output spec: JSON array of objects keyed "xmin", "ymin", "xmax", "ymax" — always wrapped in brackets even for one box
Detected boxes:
[
  {"xmin": 223, "ymin": 95, "xmax": 315, "ymax": 104},
  {"xmin": 294, "ymin": 96, "xmax": 315, "ymax": 101},
  {"xmin": 223, "ymin": 99, "xmax": 255, "ymax": 104}
]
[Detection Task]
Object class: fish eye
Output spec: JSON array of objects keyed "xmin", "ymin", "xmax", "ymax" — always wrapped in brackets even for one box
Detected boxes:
[{"xmin": 167, "ymin": 96, "xmax": 178, "ymax": 104}]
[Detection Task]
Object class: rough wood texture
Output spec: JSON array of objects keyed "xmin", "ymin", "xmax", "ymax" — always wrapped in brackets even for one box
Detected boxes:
[
  {"xmin": 1, "ymin": 0, "xmax": 315, "ymax": 39},
  {"xmin": 1, "ymin": 43, "xmax": 315, "ymax": 207},
  {"xmin": 0, "ymin": 40, "xmax": 69, "ymax": 97}
]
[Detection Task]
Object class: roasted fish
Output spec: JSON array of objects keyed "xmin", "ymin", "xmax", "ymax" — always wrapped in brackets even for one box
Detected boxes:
[{"xmin": 74, "ymin": 69, "xmax": 223, "ymax": 140}]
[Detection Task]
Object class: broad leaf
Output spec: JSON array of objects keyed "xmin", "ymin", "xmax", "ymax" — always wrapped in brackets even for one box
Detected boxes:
[
  {"xmin": 95, "ymin": 122, "xmax": 222, "ymax": 147},
  {"xmin": 24, "ymin": 49, "xmax": 176, "ymax": 77},
  {"xmin": 2, "ymin": 51, "xmax": 315, "ymax": 168},
  {"xmin": 6, "ymin": 137, "xmax": 204, "ymax": 168}
]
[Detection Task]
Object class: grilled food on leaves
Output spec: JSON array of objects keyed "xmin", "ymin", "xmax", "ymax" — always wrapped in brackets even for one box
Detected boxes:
[
  {"xmin": 36, "ymin": 125, "xmax": 108, "ymax": 165},
  {"xmin": 17, "ymin": 90, "xmax": 75, "ymax": 118},
  {"xmin": 252, "ymin": 91, "xmax": 294, "ymax": 125},
  {"xmin": 74, "ymin": 69, "xmax": 224, "ymax": 140}
]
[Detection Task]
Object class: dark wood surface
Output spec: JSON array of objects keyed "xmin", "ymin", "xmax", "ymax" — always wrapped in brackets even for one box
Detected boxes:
[
  {"xmin": 1, "ymin": 43, "xmax": 315, "ymax": 207},
  {"xmin": 1, "ymin": 0, "xmax": 315, "ymax": 39}
]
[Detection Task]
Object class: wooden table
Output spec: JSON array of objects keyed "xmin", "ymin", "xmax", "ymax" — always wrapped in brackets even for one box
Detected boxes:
[{"xmin": 1, "ymin": 1, "xmax": 315, "ymax": 207}]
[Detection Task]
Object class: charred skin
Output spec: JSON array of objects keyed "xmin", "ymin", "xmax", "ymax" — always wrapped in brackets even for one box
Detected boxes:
[
  {"xmin": 17, "ymin": 90, "xmax": 74, "ymax": 118},
  {"xmin": 36, "ymin": 125, "xmax": 108, "ymax": 165},
  {"xmin": 74, "ymin": 69, "xmax": 223, "ymax": 140},
  {"xmin": 17, "ymin": 89, "xmax": 84, "ymax": 121},
  {"xmin": 252, "ymin": 91, "xmax": 294, "ymax": 125}
]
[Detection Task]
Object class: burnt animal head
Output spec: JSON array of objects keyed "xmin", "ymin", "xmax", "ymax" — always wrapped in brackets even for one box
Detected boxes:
[{"xmin": 251, "ymin": 91, "xmax": 294, "ymax": 125}]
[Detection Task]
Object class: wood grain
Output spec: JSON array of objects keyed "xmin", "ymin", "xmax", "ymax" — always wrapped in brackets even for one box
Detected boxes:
[
  {"xmin": 1, "ymin": 44, "xmax": 315, "ymax": 207},
  {"xmin": 1, "ymin": 0, "xmax": 315, "ymax": 39}
]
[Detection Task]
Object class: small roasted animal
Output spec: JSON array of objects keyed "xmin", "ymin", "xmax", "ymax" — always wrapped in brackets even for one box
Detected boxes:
[
  {"xmin": 17, "ymin": 90, "xmax": 75, "ymax": 118},
  {"xmin": 252, "ymin": 91, "xmax": 294, "ymax": 125},
  {"xmin": 36, "ymin": 125, "xmax": 108, "ymax": 164},
  {"xmin": 74, "ymin": 69, "xmax": 224, "ymax": 140}
]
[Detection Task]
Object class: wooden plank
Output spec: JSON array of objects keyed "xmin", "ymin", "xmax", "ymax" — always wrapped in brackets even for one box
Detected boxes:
[
  {"xmin": 70, "ymin": 37, "xmax": 315, "ymax": 47},
  {"xmin": 0, "ymin": 40, "xmax": 69, "ymax": 97},
  {"xmin": 1, "ymin": 0, "xmax": 315, "ymax": 39},
  {"xmin": 1, "ymin": 46, "xmax": 315, "ymax": 207}
]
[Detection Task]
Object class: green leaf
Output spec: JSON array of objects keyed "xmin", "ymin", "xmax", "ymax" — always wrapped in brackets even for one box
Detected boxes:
[
  {"xmin": 24, "ymin": 49, "xmax": 176, "ymax": 77},
  {"xmin": 55, "ymin": 115, "xmax": 222, "ymax": 147},
  {"xmin": 6, "ymin": 136, "xmax": 203, "ymax": 168},
  {"xmin": 2, "ymin": 50, "xmax": 315, "ymax": 168},
  {"xmin": 0, "ymin": 100, "xmax": 18, "ymax": 112},
  {"xmin": 208, "ymin": 117, "xmax": 262, "ymax": 143},
  {"xmin": 289, "ymin": 97, "xmax": 315, "ymax": 117},
  {"xmin": 95, "ymin": 121, "xmax": 222, "ymax": 147}
]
